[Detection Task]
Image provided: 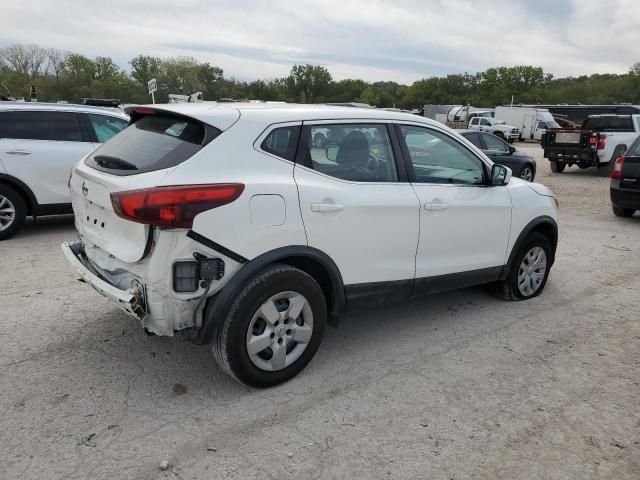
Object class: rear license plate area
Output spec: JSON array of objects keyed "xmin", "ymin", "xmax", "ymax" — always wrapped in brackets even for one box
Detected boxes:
[{"xmin": 556, "ymin": 132, "xmax": 580, "ymax": 144}]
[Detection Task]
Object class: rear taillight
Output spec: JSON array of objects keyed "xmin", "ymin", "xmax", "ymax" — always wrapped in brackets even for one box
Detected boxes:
[
  {"xmin": 611, "ymin": 157, "xmax": 625, "ymax": 180},
  {"xmin": 597, "ymin": 134, "xmax": 607, "ymax": 150},
  {"xmin": 111, "ymin": 183, "xmax": 244, "ymax": 228}
]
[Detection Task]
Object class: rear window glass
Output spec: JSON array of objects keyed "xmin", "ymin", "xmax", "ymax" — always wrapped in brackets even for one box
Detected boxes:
[
  {"xmin": 85, "ymin": 114, "xmax": 220, "ymax": 176},
  {"xmin": 260, "ymin": 126, "xmax": 299, "ymax": 160},
  {"xmin": 88, "ymin": 114, "xmax": 128, "ymax": 143},
  {"xmin": 7, "ymin": 111, "xmax": 83, "ymax": 141},
  {"xmin": 582, "ymin": 116, "xmax": 634, "ymax": 132}
]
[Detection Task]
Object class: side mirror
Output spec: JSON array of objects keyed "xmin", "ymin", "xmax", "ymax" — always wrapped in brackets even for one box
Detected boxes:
[
  {"xmin": 508, "ymin": 145, "xmax": 516, "ymax": 154},
  {"xmin": 491, "ymin": 164, "xmax": 512, "ymax": 186}
]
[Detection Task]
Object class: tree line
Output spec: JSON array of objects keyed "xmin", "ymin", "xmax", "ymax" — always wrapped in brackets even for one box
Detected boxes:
[{"xmin": 1, "ymin": 43, "xmax": 639, "ymax": 109}]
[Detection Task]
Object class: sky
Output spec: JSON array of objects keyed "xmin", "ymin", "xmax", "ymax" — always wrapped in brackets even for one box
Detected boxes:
[{"xmin": 1, "ymin": 0, "xmax": 639, "ymax": 84}]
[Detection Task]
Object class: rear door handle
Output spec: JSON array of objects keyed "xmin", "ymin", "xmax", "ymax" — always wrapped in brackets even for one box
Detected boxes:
[
  {"xmin": 424, "ymin": 201, "xmax": 449, "ymax": 211},
  {"xmin": 311, "ymin": 203, "xmax": 344, "ymax": 213},
  {"xmin": 5, "ymin": 150, "xmax": 31, "ymax": 155}
]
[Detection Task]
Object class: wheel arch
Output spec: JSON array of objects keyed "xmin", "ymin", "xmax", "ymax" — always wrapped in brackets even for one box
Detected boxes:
[
  {"xmin": 0, "ymin": 173, "xmax": 37, "ymax": 215},
  {"xmin": 500, "ymin": 216, "xmax": 558, "ymax": 281},
  {"xmin": 197, "ymin": 245, "xmax": 346, "ymax": 345}
]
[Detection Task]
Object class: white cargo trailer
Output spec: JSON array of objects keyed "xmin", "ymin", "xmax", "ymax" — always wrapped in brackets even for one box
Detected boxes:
[{"xmin": 495, "ymin": 106, "xmax": 560, "ymax": 141}]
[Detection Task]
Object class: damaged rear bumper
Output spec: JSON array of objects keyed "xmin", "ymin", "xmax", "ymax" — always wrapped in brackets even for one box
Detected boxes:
[{"xmin": 61, "ymin": 241, "xmax": 147, "ymax": 321}]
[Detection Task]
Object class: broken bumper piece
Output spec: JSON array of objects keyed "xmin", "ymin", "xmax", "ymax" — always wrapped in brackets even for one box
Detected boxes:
[{"xmin": 61, "ymin": 241, "xmax": 147, "ymax": 321}]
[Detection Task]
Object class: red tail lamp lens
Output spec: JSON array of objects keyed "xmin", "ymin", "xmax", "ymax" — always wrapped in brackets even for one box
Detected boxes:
[{"xmin": 111, "ymin": 183, "xmax": 244, "ymax": 228}]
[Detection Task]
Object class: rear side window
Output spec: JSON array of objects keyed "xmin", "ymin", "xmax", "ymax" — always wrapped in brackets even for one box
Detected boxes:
[
  {"xmin": 0, "ymin": 111, "xmax": 11, "ymax": 137},
  {"xmin": 260, "ymin": 126, "xmax": 300, "ymax": 160},
  {"xmin": 88, "ymin": 114, "xmax": 128, "ymax": 143},
  {"xmin": 85, "ymin": 114, "xmax": 220, "ymax": 176},
  {"xmin": 462, "ymin": 132, "xmax": 482, "ymax": 148},
  {"xmin": 7, "ymin": 111, "xmax": 83, "ymax": 141},
  {"xmin": 304, "ymin": 124, "xmax": 398, "ymax": 182},
  {"xmin": 583, "ymin": 116, "xmax": 634, "ymax": 132}
]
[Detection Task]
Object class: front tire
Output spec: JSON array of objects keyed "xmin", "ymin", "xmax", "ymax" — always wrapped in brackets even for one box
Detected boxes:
[
  {"xmin": 490, "ymin": 232, "xmax": 552, "ymax": 301},
  {"xmin": 211, "ymin": 264, "xmax": 327, "ymax": 388},
  {"xmin": 519, "ymin": 164, "xmax": 535, "ymax": 182},
  {"xmin": 494, "ymin": 131, "xmax": 506, "ymax": 141},
  {"xmin": 612, "ymin": 206, "xmax": 635, "ymax": 217},
  {"xmin": 0, "ymin": 185, "xmax": 27, "ymax": 241},
  {"xmin": 550, "ymin": 160, "xmax": 566, "ymax": 173}
]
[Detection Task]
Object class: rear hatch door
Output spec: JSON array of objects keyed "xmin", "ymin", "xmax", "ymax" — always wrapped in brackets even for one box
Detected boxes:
[{"xmin": 71, "ymin": 107, "xmax": 230, "ymax": 263}]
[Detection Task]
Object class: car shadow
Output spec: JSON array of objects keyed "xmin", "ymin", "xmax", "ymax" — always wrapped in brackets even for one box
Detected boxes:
[
  {"xmin": 64, "ymin": 284, "xmax": 508, "ymax": 401},
  {"xmin": 10, "ymin": 214, "xmax": 75, "ymax": 240}
]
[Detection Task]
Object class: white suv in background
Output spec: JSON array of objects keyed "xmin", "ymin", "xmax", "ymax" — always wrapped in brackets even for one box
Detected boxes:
[
  {"xmin": 0, "ymin": 103, "xmax": 129, "ymax": 239},
  {"xmin": 468, "ymin": 116, "xmax": 520, "ymax": 143},
  {"xmin": 61, "ymin": 103, "xmax": 559, "ymax": 387}
]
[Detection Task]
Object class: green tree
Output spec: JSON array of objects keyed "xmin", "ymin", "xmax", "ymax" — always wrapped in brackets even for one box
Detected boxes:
[
  {"xmin": 129, "ymin": 55, "xmax": 162, "ymax": 88},
  {"xmin": 286, "ymin": 64, "xmax": 332, "ymax": 103}
]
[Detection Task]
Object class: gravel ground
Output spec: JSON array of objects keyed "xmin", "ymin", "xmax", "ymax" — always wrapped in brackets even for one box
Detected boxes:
[{"xmin": 1, "ymin": 144, "xmax": 639, "ymax": 479}]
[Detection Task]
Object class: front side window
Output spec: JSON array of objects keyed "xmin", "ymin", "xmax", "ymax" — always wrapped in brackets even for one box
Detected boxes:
[
  {"xmin": 482, "ymin": 133, "xmax": 509, "ymax": 152},
  {"xmin": 88, "ymin": 114, "xmax": 128, "ymax": 143},
  {"xmin": 480, "ymin": 118, "xmax": 491, "ymax": 126},
  {"xmin": 400, "ymin": 126, "xmax": 485, "ymax": 185},
  {"xmin": 260, "ymin": 126, "xmax": 299, "ymax": 161},
  {"xmin": 7, "ymin": 111, "xmax": 83, "ymax": 142},
  {"xmin": 305, "ymin": 124, "xmax": 397, "ymax": 182},
  {"xmin": 537, "ymin": 122, "xmax": 549, "ymax": 130}
]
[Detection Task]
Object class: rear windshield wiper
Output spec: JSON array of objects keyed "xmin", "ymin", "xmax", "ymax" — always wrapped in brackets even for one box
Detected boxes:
[{"xmin": 93, "ymin": 155, "xmax": 138, "ymax": 170}]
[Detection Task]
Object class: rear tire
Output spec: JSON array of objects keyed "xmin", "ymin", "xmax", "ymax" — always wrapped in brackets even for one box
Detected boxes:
[
  {"xmin": 550, "ymin": 160, "xmax": 565, "ymax": 173},
  {"xmin": 211, "ymin": 264, "xmax": 327, "ymax": 388},
  {"xmin": 0, "ymin": 185, "xmax": 27, "ymax": 241},
  {"xmin": 490, "ymin": 232, "xmax": 552, "ymax": 301},
  {"xmin": 612, "ymin": 206, "xmax": 635, "ymax": 217}
]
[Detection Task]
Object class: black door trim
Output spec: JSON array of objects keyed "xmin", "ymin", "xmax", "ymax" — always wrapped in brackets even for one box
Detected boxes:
[
  {"xmin": 344, "ymin": 279, "xmax": 413, "ymax": 312},
  {"xmin": 410, "ymin": 266, "xmax": 503, "ymax": 298},
  {"xmin": 342, "ymin": 265, "xmax": 505, "ymax": 313}
]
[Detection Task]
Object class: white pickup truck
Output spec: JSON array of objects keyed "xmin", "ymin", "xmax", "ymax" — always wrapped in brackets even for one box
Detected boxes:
[
  {"xmin": 541, "ymin": 114, "xmax": 640, "ymax": 172},
  {"xmin": 467, "ymin": 116, "xmax": 520, "ymax": 143}
]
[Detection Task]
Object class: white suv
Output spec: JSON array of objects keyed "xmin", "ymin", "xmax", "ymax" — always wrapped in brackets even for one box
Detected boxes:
[
  {"xmin": 61, "ymin": 103, "xmax": 559, "ymax": 387},
  {"xmin": 468, "ymin": 116, "xmax": 520, "ymax": 143},
  {"xmin": 0, "ymin": 102, "xmax": 129, "ymax": 239}
]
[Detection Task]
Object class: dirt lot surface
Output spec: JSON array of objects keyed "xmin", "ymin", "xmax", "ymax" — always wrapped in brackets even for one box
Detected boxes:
[{"xmin": 1, "ymin": 144, "xmax": 639, "ymax": 479}]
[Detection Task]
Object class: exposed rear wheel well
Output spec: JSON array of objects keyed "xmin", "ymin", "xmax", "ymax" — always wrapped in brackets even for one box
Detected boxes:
[
  {"xmin": 0, "ymin": 179, "xmax": 33, "ymax": 215},
  {"xmin": 277, "ymin": 256, "xmax": 337, "ymax": 315}
]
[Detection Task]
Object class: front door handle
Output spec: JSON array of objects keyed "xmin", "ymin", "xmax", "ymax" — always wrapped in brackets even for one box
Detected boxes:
[
  {"xmin": 5, "ymin": 150, "xmax": 31, "ymax": 155},
  {"xmin": 424, "ymin": 201, "xmax": 449, "ymax": 211},
  {"xmin": 311, "ymin": 203, "xmax": 344, "ymax": 213}
]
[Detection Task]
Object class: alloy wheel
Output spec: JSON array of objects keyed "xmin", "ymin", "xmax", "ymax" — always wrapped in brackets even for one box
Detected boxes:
[
  {"xmin": 520, "ymin": 166, "xmax": 533, "ymax": 182},
  {"xmin": 0, "ymin": 195, "xmax": 16, "ymax": 232}
]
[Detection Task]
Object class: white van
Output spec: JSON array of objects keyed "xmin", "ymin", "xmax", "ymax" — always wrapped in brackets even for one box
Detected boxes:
[{"xmin": 495, "ymin": 107, "xmax": 560, "ymax": 141}]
